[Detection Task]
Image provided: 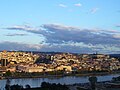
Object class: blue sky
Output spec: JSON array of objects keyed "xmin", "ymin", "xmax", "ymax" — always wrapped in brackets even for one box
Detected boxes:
[{"xmin": 0, "ymin": 0, "xmax": 120, "ymax": 53}]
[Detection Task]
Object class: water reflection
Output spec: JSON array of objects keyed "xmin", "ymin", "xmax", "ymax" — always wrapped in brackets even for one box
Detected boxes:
[{"xmin": 0, "ymin": 74, "xmax": 120, "ymax": 89}]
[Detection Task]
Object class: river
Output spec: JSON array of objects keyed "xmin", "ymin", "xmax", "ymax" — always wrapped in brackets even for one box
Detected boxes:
[{"xmin": 0, "ymin": 74, "xmax": 120, "ymax": 89}]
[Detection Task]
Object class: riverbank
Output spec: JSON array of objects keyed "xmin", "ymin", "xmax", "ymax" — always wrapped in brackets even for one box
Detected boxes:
[{"xmin": 1, "ymin": 70, "xmax": 120, "ymax": 80}]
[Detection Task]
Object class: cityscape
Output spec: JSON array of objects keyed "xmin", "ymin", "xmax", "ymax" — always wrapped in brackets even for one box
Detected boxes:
[
  {"xmin": 0, "ymin": 50, "xmax": 120, "ymax": 74},
  {"xmin": 0, "ymin": 50, "xmax": 120, "ymax": 90},
  {"xmin": 0, "ymin": 0, "xmax": 120, "ymax": 90}
]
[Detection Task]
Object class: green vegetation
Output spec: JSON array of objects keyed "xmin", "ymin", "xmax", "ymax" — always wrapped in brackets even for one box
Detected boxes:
[
  {"xmin": 4, "ymin": 70, "xmax": 12, "ymax": 77},
  {"xmin": 88, "ymin": 76, "xmax": 97, "ymax": 90}
]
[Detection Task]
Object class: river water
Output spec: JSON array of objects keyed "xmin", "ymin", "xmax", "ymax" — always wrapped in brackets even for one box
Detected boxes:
[{"xmin": 0, "ymin": 74, "xmax": 120, "ymax": 89}]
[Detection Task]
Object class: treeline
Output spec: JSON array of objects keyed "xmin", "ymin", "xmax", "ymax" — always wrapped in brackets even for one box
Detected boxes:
[{"xmin": 5, "ymin": 82, "xmax": 70, "ymax": 90}]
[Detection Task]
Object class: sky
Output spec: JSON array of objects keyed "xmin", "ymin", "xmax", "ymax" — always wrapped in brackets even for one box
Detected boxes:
[{"xmin": 0, "ymin": 0, "xmax": 120, "ymax": 54}]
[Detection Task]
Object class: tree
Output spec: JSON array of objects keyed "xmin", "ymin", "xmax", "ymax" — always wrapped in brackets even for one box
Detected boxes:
[
  {"xmin": 5, "ymin": 79, "xmax": 10, "ymax": 90},
  {"xmin": 25, "ymin": 84, "xmax": 31, "ymax": 89},
  {"xmin": 5, "ymin": 70, "xmax": 12, "ymax": 77},
  {"xmin": 10, "ymin": 84, "xmax": 23, "ymax": 90},
  {"xmin": 41, "ymin": 82, "xmax": 50, "ymax": 88},
  {"xmin": 89, "ymin": 76, "xmax": 97, "ymax": 90}
]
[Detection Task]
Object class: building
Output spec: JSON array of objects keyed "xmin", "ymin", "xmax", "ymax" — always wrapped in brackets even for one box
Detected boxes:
[{"xmin": 1, "ymin": 59, "xmax": 8, "ymax": 66}]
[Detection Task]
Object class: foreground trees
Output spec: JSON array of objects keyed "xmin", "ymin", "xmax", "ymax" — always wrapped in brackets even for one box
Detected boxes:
[
  {"xmin": 41, "ymin": 82, "xmax": 69, "ymax": 90},
  {"xmin": 89, "ymin": 76, "xmax": 97, "ymax": 90},
  {"xmin": 5, "ymin": 81, "xmax": 69, "ymax": 90}
]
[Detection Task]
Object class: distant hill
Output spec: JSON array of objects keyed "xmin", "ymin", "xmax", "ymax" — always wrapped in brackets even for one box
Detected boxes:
[{"xmin": 110, "ymin": 54, "xmax": 120, "ymax": 58}]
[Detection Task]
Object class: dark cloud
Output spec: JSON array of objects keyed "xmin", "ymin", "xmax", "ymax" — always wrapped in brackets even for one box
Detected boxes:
[
  {"xmin": 0, "ymin": 41, "xmax": 89, "ymax": 53},
  {"xmin": 5, "ymin": 33, "xmax": 27, "ymax": 36},
  {"xmin": 41, "ymin": 24, "xmax": 120, "ymax": 45},
  {"xmin": 6, "ymin": 25, "xmax": 45, "ymax": 35},
  {"xmin": 0, "ymin": 42, "xmax": 95, "ymax": 53},
  {"xmin": 40, "ymin": 44, "xmax": 93, "ymax": 53},
  {"xmin": 6, "ymin": 25, "xmax": 36, "ymax": 31},
  {"xmin": 0, "ymin": 42, "xmax": 42, "ymax": 51},
  {"xmin": 0, "ymin": 41, "xmax": 120, "ymax": 54},
  {"xmin": 5, "ymin": 24, "xmax": 120, "ymax": 53}
]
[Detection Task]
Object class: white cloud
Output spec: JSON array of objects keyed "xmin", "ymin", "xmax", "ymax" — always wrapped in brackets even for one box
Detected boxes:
[
  {"xmin": 74, "ymin": 3, "xmax": 82, "ymax": 7},
  {"xmin": 59, "ymin": 4, "xmax": 67, "ymax": 8},
  {"xmin": 28, "ymin": 44, "xmax": 42, "ymax": 50},
  {"xmin": 113, "ymin": 34, "xmax": 120, "ymax": 38}
]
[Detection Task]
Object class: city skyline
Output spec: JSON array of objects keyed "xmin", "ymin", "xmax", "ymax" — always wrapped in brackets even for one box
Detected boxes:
[{"xmin": 0, "ymin": 0, "xmax": 120, "ymax": 53}]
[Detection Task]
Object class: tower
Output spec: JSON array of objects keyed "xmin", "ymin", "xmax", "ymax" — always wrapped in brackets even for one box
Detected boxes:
[{"xmin": 1, "ymin": 59, "xmax": 8, "ymax": 66}]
